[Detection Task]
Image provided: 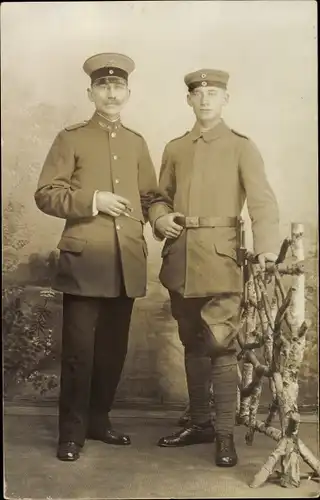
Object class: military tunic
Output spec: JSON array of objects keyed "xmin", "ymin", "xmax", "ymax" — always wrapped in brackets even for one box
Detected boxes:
[
  {"xmin": 149, "ymin": 120, "xmax": 280, "ymax": 298},
  {"xmin": 35, "ymin": 112, "xmax": 158, "ymax": 298}
]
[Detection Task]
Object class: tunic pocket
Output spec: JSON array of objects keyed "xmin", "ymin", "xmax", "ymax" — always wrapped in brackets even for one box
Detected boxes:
[
  {"xmin": 57, "ymin": 236, "xmax": 86, "ymax": 254},
  {"xmin": 214, "ymin": 241, "xmax": 238, "ymax": 264}
]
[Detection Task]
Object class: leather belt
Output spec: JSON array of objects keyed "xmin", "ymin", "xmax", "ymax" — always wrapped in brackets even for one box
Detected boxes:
[{"xmin": 174, "ymin": 216, "xmax": 238, "ymax": 228}]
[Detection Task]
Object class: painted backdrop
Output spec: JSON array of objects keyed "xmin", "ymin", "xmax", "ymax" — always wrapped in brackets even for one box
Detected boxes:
[{"xmin": 2, "ymin": 1, "xmax": 318, "ymax": 409}]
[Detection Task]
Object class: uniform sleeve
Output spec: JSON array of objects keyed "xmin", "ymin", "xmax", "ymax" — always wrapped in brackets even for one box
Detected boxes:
[
  {"xmin": 34, "ymin": 131, "xmax": 96, "ymax": 219},
  {"xmin": 239, "ymin": 139, "xmax": 280, "ymax": 256},
  {"xmin": 148, "ymin": 144, "xmax": 175, "ymax": 240},
  {"xmin": 137, "ymin": 137, "xmax": 158, "ymax": 222}
]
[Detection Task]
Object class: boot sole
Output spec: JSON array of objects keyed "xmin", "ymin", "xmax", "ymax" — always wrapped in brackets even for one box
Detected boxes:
[
  {"xmin": 158, "ymin": 435, "xmax": 215, "ymax": 447},
  {"xmin": 216, "ymin": 458, "xmax": 238, "ymax": 467},
  {"xmin": 57, "ymin": 454, "xmax": 80, "ymax": 461},
  {"xmin": 87, "ymin": 435, "xmax": 131, "ymax": 445}
]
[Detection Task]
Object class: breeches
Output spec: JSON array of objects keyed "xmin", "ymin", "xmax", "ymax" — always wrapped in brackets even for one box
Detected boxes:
[
  {"xmin": 169, "ymin": 291, "xmax": 242, "ymax": 357},
  {"xmin": 169, "ymin": 291, "xmax": 241, "ymax": 432}
]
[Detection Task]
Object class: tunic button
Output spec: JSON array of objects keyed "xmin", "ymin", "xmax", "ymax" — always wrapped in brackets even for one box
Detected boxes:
[
  {"xmin": 111, "ymin": 132, "xmax": 116, "ymax": 138},
  {"xmin": 115, "ymin": 179, "xmax": 120, "ymax": 184},
  {"xmin": 116, "ymin": 224, "xmax": 121, "ymax": 231},
  {"xmin": 113, "ymin": 155, "xmax": 118, "ymax": 160}
]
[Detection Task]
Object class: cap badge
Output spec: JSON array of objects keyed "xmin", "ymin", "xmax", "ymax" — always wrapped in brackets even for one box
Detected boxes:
[
  {"xmin": 108, "ymin": 69, "xmax": 114, "ymax": 75},
  {"xmin": 201, "ymin": 81, "xmax": 207, "ymax": 87},
  {"xmin": 201, "ymin": 73, "xmax": 206, "ymax": 78}
]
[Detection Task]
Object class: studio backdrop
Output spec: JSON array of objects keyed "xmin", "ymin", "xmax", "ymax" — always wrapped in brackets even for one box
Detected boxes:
[{"xmin": 2, "ymin": 1, "xmax": 318, "ymax": 410}]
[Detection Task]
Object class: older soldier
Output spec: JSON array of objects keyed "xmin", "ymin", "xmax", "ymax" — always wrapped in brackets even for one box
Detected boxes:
[
  {"xmin": 35, "ymin": 53, "xmax": 158, "ymax": 461},
  {"xmin": 149, "ymin": 69, "xmax": 279, "ymax": 466}
]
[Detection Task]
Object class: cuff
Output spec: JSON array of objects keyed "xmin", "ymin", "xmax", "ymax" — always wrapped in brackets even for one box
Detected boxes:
[
  {"xmin": 152, "ymin": 216, "xmax": 166, "ymax": 242},
  {"xmin": 92, "ymin": 190, "xmax": 99, "ymax": 216},
  {"xmin": 253, "ymin": 227, "xmax": 280, "ymax": 257},
  {"xmin": 148, "ymin": 203, "xmax": 171, "ymax": 241}
]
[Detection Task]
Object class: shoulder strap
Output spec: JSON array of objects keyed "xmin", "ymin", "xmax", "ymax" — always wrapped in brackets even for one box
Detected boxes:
[
  {"xmin": 121, "ymin": 124, "xmax": 143, "ymax": 138},
  {"xmin": 231, "ymin": 129, "xmax": 249, "ymax": 140},
  {"xmin": 169, "ymin": 131, "xmax": 189, "ymax": 144},
  {"xmin": 65, "ymin": 121, "xmax": 89, "ymax": 131}
]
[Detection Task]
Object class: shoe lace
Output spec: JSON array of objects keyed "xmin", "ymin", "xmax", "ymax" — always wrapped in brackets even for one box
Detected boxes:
[{"xmin": 219, "ymin": 435, "xmax": 231, "ymax": 453}]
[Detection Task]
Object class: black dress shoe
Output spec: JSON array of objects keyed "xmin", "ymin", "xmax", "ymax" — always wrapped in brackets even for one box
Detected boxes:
[
  {"xmin": 158, "ymin": 423, "xmax": 215, "ymax": 447},
  {"xmin": 57, "ymin": 441, "xmax": 81, "ymax": 461},
  {"xmin": 178, "ymin": 412, "xmax": 215, "ymax": 428},
  {"xmin": 215, "ymin": 433, "xmax": 238, "ymax": 467},
  {"xmin": 178, "ymin": 410, "xmax": 191, "ymax": 427},
  {"xmin": 87, "ymin": 428, "xmax": 131, "ymax": 445}
]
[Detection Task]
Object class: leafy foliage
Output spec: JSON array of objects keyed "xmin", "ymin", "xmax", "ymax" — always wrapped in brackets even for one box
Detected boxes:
[
  {"xmin": 3, "ymin": 286, "xmax": 58, "ymax": 397},
  {"xmin": 302, "ymin": 246, "xmax": 318, "ymax": 378},
  {"xmin": 2, "ymin": 200, "xmax": 30, "ymax": 273}
]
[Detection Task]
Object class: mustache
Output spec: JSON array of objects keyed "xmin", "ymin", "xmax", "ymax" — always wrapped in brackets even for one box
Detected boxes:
[{"xmin": 104, "ymin": 99, "xmax": 122, "ymax": 105}]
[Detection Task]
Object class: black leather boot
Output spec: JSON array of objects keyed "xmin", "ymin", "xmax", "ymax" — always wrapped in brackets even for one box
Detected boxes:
[
  {"xmin": 215, "ymin": 433, "xmax": 238, "ymax": 467},
  {"xmin": 57, "ymin": 441, "xmax": 82, "ymax": 461},
  {"xmin": 178, "ymin": 407, "xmax": 215, "ymax": 428},
  {"xmin": 158, "ymin": 422, "xmax": 215, "ymax": 447},
  {"xmin": 177, "ymin": 406, "xmax": 191, "ymax": 427}
]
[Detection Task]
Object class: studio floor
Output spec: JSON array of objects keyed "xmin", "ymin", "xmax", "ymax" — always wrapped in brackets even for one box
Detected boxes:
[{"xmin": 3, "ymin": 407, "xmax": 320, "ymax": 499}]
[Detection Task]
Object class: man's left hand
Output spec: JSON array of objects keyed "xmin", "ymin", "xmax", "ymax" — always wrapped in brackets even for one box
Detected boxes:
[{"xmin": 257, "ymin": 252, "xmax": 278, "ymax": 271}]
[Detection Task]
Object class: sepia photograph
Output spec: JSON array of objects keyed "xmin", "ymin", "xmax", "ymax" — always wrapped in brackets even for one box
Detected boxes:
[{"xmin": 2, "ymin": 1, "xmax": 319, "ymax": 498}]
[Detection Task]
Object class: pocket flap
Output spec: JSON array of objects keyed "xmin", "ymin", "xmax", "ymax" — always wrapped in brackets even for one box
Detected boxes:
[
  {"xmin": 57, "ymin": 236, "xmax": 86, "ymax": 253},
  {"xmin": 214, "ymin": 241, "xmax": 237, "ymax": 262}
]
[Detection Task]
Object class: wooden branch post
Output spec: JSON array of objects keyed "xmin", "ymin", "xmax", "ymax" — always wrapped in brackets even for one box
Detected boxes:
[
  {"xmin": 238, "ymin": 276, "xmax": 256, "ymax": 426},
  {"xmin": 278, "ymin": 223, "xmax": 307, "ymax": 487},
  {"xmin": 281, "ymin": 224, "xmax": 306, "ymax": 419}
]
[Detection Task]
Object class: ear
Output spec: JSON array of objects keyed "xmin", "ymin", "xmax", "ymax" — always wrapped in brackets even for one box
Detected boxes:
[
  {"xmin": 187, "ymin": 93, "xmax": 193, "ymax": 107},
  {"xmin": 87, "ymin": 87, "xmax": 94, "ymax": 103},
  {"xmin": 223, "ymin": 91, "xmax": 230, "ymax": 105}
]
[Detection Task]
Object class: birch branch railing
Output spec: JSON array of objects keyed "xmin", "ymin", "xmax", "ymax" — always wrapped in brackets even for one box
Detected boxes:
[{"xmin": 179, "ymin": 222, "xmax": 319, "ymax": 488}]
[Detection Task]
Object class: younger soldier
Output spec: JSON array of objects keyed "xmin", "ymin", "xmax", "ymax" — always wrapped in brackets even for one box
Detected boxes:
[
  {"xmin": 149, "ymin": 69, "xmax": 280, "ymax": 466},
  {"xmin": 35, "ymin": 53, "xmax": 158, "ymax": 461}
]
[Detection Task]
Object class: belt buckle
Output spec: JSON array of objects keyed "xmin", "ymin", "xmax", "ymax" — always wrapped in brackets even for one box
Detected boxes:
[{"xmin": 187, "ymin": 216, "xmax": 200, "ymax": 228}]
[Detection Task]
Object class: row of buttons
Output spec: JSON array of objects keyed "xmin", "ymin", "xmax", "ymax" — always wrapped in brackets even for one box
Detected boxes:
[
  {"xmin": 112, "ymin": 145, "xmax": 119, "ymax": 184},
  {"xmin": 110, "ymin": 135, "xmax": 120, "ymax": 189},
  {"xmin": 110, "ymin": 131, "xmax": 118, "ymax": 162},
  {"xmin": 106, "ymin": 128, "xmax": 122, "ymax": 232}
]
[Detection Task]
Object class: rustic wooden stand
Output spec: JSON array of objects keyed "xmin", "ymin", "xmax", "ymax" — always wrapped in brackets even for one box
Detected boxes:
[
  {"xmin": 237, "ymin": 222, "xmax": 319, "ymax": 488},
  {"xmin": 180, "ymin": 222, "xmax": 319, "ymax": 488}
]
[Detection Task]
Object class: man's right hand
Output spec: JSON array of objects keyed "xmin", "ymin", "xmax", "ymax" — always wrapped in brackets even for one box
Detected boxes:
[
  {"xmin": 155, "ymin": 212, "xmax": 184, "ymax": 239},
  {"xmin": 96, "ymin": 191, "xmax": 131, "ymax": 217}
]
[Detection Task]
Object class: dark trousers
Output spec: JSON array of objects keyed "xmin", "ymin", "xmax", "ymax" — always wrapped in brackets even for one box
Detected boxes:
[
  {"xmin": 170, "ymin": 291, "xmax": 240, "ymax": 434},
  {"xmin": 58, "ymin": 292, "xmax": 134, "ymax": 446}
]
